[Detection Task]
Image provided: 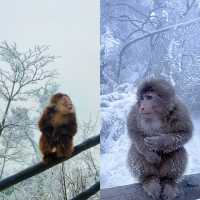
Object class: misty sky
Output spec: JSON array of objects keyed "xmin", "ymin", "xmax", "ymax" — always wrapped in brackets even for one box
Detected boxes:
[{"xmin": 0, "ymin": 0, "xmax": 99, "ymax": 122}]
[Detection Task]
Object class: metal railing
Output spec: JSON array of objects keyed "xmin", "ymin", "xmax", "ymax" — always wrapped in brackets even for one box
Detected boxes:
[{"xmin": 0, "ymin": 134, "xmax": 100, "ymax": 200}]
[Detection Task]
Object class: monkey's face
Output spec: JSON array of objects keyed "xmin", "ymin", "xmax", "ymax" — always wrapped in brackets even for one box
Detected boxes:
[
  {"xmin": 57, "ymin": 96, "xmax": 75, "ymax": 114},
  {"xmin": 138, "ymin": 91, "xmax": 163, "ymax": 119}
]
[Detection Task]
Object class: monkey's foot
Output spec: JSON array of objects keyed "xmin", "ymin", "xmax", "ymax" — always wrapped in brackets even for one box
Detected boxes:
[
  {"xmin": 161, "ymin": 183, "xmax": 179, "ymax": 200},
  {"xmin": 51, "ymin": 147, "xmax": 57, "ymax": 153},
  {"xmin": 56, "ymin": 145, "xmax": 73, "ymax": 158},
  {"xmin": 43, "ymin": 153, "xmax": 57, "ymax": 164},
  {"xmin": 142, "ymin": 177, "xmax": 161, "ymax": 200}
]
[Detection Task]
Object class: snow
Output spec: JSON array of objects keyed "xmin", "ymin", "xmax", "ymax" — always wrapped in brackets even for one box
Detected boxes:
[
  {"xmin": 101, "ymin": 27, "xmax": 121, "ymax": 57},
  {"xmin": 185, "ymin": 118, "xmax": 200, "ymax": 175},
  {"xmin": 101, "ymin": 85, "xmax": 136, "ymax": 188},
  {"xmin": 101, "ymin": 88, "xmax": 200, "ymax": 189},
  {"xmin": 101, "ymin": 131, "xmax": 134, "ymax": 188},
  {"xmin": 101, "ymin": 84, "xmax": 135, "ymax": 153}
]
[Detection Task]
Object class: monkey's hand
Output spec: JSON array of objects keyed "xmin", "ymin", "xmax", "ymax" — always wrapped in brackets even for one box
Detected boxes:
[
  {"xmin": 144, "ymin": 135, "xmax": 171, "ymax": 151},
  {"xmin": 144, "ymin": 150, "xmax": 161, "ymax": 164},
  {"xmin": 39, "ymin": 105, "xmax": 57, "ymax": 139}
]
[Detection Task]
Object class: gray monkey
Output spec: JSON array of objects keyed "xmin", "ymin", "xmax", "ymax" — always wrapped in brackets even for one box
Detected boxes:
[{"xmin": 127, "ymin": 79, "xmax": 193, "ymax": 200}]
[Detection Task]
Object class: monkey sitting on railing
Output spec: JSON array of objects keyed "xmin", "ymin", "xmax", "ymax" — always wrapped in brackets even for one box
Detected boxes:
[{"xmin": 38, "ymin": 93, "xmax": 77, "ymax": 163}]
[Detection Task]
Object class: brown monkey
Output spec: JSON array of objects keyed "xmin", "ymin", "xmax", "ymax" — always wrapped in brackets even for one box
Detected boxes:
[
  {"xmin": 127, "ymin": 79, "xmax": 193, "ymax": 200},
  {"xmin": 39, "ymin": 93, "xmax": 77, "ymax": 163}
]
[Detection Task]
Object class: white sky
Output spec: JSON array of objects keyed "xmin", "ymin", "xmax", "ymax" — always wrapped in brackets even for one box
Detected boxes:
[{"xmin": 0, "ymin": 0, "xmax": 99, "ymax": 122}]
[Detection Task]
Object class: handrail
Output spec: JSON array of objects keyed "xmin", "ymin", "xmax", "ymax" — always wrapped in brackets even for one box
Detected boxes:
[
  {"xmin": 0, "ymin": 134, "xmax": 100, "ymax": 193},
  {"xmin": 101, "ymin": 173, "xmax": 200, "ymax": 200},
  {"xmin": 70, "ymin": 181, "xmax": 100, "ymax": 200}
]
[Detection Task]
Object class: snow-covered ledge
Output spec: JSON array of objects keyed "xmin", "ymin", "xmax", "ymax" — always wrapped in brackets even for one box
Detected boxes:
[{"xmin": 101, "ymin": 173, "xmax": 200, "ymax": 200}]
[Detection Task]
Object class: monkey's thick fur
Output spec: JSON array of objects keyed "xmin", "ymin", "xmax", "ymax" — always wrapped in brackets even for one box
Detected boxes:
[
  {"xmin": 39, "ymin": 94, "xmax": 77, "ymax": 163},
  {"xmin": 127, "ymin": 79, "xmax": 193, "ymax": 200}
]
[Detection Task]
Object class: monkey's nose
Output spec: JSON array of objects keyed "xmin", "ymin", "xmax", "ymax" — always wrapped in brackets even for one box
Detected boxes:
[{"xmin": 141, "ymin": 107, "xmax": 145, "ymax": 111}]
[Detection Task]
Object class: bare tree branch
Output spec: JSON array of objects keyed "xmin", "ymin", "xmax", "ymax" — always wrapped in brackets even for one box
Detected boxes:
[
  {"xmin": 183, "ymin": 0, "xmax": 196, "ymax": 16},
  {"xmin": 117, "ymin": 17, "xmax": 200, "ymax": 82},
  {"xmin": 70, "ymin": 181, "xmax": 100, "ymax": 200},
  {"xmin": 111, "ymin": 3, "xmax": 148, "ymax": 18},
  {"xmin": 0, "ymin": 42, "xmax": 57, "ymax": 136}
]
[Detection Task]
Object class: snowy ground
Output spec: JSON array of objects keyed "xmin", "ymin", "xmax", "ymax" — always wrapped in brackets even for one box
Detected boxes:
[{"xmin": 101, "ymin": 87, "xmax": 200, "ymax": 189}]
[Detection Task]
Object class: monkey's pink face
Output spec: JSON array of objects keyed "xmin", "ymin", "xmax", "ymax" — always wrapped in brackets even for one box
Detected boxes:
[
  {"xmin": 60, "ymin": 96, "xmax": 74, "ymax": 112},
  {"xmin": 138, "ymin": 92, "xmax": 163, "ymax": 118}
]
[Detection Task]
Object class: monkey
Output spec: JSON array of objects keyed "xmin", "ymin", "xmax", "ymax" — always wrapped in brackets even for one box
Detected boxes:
[
  {"xmin": 39, "ymin": 93, "xmax": 77, "ymax": 163},
  {"xmin": 127, "ymin": 79, "xmax": 193, "ymax": 200}
]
